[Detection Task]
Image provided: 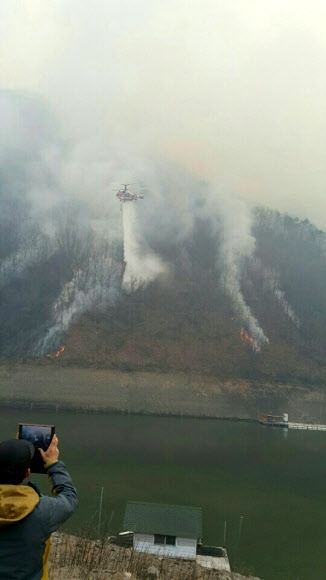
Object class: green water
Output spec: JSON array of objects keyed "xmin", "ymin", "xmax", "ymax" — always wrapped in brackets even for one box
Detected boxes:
[{"xmin": 1, "ymin": 407, "xmax": 326, "ymax": 580}]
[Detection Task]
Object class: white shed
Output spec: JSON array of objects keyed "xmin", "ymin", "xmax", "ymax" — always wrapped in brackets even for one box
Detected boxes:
[{"xmin": 123, "ymin": 501, "xmax": 202, "ymax": 560}]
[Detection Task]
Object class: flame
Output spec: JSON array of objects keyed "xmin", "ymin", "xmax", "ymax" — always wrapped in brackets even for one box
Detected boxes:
[
  {"xmin": 240, "ymin": 328, "xmax": 259, "ymax": 352},
  {"xmin": 46, "ymin": 345, "xmax": 66, "ymax": 358}
]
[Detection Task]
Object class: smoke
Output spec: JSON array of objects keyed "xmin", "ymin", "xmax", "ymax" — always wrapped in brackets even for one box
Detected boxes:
[
  {"xmin": 3, "ymin": 1, "xmax": 326, "ymax": 227},
  {"xmin": 274, "ymin": 289, "xmax": 300, "ymax": 327},
  {"xmin": 258, "ymin": 262, "xmax": 300, "ymax": 327},
  {"xmin": 0, "ymin": 244, "xmax": 48, "ymax": 288},
  {"xmin": 0, "ymin": 90, "xmax": 271, "ymax": 353},
  {"xmin": 211, "ymin": 191, "xmax": 269, "ymax": 345},
  {"xmin": 2, "ymin": 1, "xmax": 326, "ymax": 358},
  {"xmin": 38, "ymin": 250, "xmax": 120, "ymax": 354},
  {"xmin": 0, "ymin": 91, "xmax": 64, "ymax": 220},
  {"xmin": 157, "ymin": 176, "xmax": 268, "ymax": 346}
]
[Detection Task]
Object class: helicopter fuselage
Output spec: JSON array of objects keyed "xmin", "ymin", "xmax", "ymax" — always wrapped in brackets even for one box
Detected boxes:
[{"xmin": 116, "ymin": 188, "xmax": 144, "ymax": 202}]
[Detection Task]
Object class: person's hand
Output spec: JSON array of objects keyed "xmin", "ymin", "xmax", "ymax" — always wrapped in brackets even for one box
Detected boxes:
[{"xmin": 39, "ymin": 434, "xmax": 59, "ymax": 464}]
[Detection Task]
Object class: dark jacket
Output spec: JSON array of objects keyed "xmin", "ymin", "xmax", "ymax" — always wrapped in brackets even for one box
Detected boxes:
[{"xmin": 0, "ymin": 460, "xmax": 78, "ymax": 580}]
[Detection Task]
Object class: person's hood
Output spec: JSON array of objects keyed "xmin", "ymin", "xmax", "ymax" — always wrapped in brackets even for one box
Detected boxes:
[{"xmin": 0, "ymin": 484, "xmax": 39, "ymax": 526}]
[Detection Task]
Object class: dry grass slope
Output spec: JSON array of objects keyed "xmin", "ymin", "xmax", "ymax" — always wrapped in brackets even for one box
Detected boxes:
[{"xmin": 49, "ymin": 534, "xmax": 260, "ymax": 580}]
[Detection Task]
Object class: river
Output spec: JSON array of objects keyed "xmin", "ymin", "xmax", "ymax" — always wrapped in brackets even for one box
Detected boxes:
[{"xmin": 1, "ymin": 407, "xmax": 326, "ymax": 580}]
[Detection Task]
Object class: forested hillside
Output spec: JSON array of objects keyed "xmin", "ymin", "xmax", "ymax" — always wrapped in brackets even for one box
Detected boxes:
[
  {"xmin": 62, "ymin": 209, "xmax": 326, "ymax": 385},
  {"xmin": 1, "ymin": 182, "xmax": 326, "ymax": 386},
  {"xmin": 1, "ymin": 94, "xmax": 326, "ymax": 387}
]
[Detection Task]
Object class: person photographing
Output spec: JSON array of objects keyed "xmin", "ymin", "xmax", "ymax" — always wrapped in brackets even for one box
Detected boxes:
[{"xmin": 0, "ymin": 433, "xmax": 78, "ymax": 579}]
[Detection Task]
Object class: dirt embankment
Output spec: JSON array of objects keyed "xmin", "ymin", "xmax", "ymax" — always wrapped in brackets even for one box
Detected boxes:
[{"xmin": 0, "ymin": 363, "xmax": 325, "ymax": 423}]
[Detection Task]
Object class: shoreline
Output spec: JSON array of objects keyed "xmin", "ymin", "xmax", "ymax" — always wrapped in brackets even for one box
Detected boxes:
[
  {"xmin": 0, "ymin": 364, "xmax": 325, "ymax": 423},
  {"xmin": 0, "ymin": 397, "xmax": 259, "ymax": 422}
]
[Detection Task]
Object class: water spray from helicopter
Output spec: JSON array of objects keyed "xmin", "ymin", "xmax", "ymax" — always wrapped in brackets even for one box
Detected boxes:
[{"xmin": 115, "ymin": 183, "xmax": 168, "ymax": 288}]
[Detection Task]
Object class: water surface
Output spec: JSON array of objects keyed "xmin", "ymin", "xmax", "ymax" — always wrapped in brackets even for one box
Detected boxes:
[{"xmin": 1, "ymin": 408, "xmax": 326, "ymax": 580}]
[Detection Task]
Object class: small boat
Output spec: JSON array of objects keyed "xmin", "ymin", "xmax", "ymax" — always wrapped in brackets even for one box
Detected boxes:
[{"xmin": 259, "ymin": 413, "xmax": 289, "ymax": 428}]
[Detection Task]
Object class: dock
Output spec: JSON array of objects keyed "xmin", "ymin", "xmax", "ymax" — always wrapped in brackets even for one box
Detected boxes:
[
  {"xmin": 288, "ymin": 422, "xmax": 326, "ymax": 431},
  {"xmin": 259, "ymin": 413, "xmax": 326, "ymax": 432}
]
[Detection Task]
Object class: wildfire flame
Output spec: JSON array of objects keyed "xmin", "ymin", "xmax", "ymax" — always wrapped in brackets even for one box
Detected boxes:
[
  {"xmin": 240, "ymin": 328, "xmax": 259, "ymax": 352},
  {"xmin": 46, "ymin": 345, "xmax": 66, "ymax": 358}
]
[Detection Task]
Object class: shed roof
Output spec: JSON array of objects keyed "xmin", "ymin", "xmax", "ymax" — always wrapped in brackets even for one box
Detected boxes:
[{"xmin": 123, "ymin": 501, "xmax": 202, "ymax": 539}]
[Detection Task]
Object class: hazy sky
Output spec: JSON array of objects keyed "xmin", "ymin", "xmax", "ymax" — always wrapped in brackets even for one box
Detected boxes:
[{"xmin": 2, "ymin": 0, "xmax": 326, "ymax": 229}]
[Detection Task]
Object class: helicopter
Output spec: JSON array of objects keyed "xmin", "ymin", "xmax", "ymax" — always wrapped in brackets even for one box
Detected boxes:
[{"xmin": 115, "ymin": 184, "xmax": 144, "ymax": 203}]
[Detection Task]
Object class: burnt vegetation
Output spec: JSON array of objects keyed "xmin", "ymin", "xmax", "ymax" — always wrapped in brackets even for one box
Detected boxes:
[{"xmin": 1, "ymin": 188, "xmax": 326, "ymax": 387}]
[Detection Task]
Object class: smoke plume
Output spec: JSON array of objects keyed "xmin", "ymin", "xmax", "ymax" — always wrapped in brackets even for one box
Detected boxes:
[{"xmin": 0, "ymin": 90, "xmax": 271, "ymax": 354}]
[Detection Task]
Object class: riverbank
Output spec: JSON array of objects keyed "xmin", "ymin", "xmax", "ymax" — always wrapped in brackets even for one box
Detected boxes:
[
  {"xmin": 1, "ymin": 363, "xmax": 325, "ymax": 422},
  {"xmin": 49, "ymin": 533, "xmax": 261, "ymax": 580}
]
